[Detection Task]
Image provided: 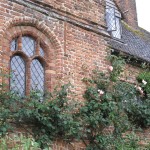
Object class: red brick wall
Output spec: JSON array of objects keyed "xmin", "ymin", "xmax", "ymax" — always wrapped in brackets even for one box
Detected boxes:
[
  {"xmin": 0, "ymin": 1, "xmax": 108, "ymax": 149},
  {"xmin": 115, "ymin": 0, "xmax": 138, "ymax": 28},
  {"xmin": 35, "ymin": 0, "xmax": 106, "ymax": 26},
  {"xmin": 0, "ymin": 0, "xmax": 108, "ymax": 97},
  {"xmin": 62, "ymin": 23, "xmax": 108, "ymax": 98},
  {"xmin": 0, "ymin": 0, "xmax": 149, "ymax": 149}
]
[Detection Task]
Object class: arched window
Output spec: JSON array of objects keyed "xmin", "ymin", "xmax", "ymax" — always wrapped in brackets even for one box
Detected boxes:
[{"xmin": 10, "ymin": 35, "xmax": 45, "ymax": 97}]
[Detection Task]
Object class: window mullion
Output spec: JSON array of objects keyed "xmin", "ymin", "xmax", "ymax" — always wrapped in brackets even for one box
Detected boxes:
[
  {"xmin": 36, "ymin": 38, "xmax": 40, "ymax": 56},
  {"xmin": 10, "ymin": 35, "xmax": 46, "ymax": 97},
  {"xmin": 25, "ymin": 60, "xmax": 31, "ymax": 96},
  {"xmin": 18, "ymin": 35, "xmax": 22, "ymax": 51}
]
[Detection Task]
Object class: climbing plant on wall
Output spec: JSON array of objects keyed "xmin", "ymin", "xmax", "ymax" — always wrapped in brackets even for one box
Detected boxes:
[{"xmin": 0, "ymin": 54, "xmax": 150, "ymax": 149}]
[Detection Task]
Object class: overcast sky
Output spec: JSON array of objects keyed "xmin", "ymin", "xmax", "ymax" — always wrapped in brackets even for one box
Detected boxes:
[{"xmin": 136, "ymin": 0, "xmax": 150, "ymax": 32}]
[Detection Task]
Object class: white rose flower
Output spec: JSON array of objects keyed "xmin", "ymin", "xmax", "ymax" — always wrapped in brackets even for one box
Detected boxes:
[
  {"xmin": 142, "ymin": 80, "xmax": 147, "ymax": 85},
  {"xmin": 98, "ymin": 89, "xmax": 104, "ymax": 95}
]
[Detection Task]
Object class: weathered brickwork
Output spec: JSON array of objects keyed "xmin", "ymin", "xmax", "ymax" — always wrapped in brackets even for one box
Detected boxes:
[
  {"xmin": 34, "ymin": 0, "xmax": 106, "ymax": 26},
  {"xmin": 115, "ymin": 0, "xmax": 138, "ymax": 28},
  {"xmin": 0, "ymin": 0, "xmax": 149, "ymax": 149},
  {"xmin": 121, "ymin": 64, "xmax": 142, "ymax": 83},
  {"xmin": 62, "ymin": 23, "xmax": 108, "ymax": 98},
  {"xmin": 0, "ymin": 0, "xmax": 109, "ymax": 98}
]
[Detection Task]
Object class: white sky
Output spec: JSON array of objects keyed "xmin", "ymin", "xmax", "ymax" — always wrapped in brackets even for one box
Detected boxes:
[{"xmin": 136, "ymin": 0, "xmax": 150, "ymax": 31}]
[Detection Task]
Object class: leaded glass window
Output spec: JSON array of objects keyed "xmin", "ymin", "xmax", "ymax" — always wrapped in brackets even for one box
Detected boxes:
[
  {"xmin": 22, "ymin": 36, "xmax": 35, "ymax": 56},
  {"xmin": 10, "ymin": 35, "xmax": 45, "ymax": 97},
  {"xmin": 10, "ymin": 56, "xmax": 25, "ymax": 96},
  {"xmin": 112, "ymin": 17, "xmax": 122, "ymax": 39},
  {"xmin": 106, "ymin": 7, "xmax": 116, "ymax": 32},
  {"xmin": 31, "ymin": 59, "xmax": 44, "ymax": 96},
  {"xmin": 105, "ymin": 0, "xmax": 122, "ymax": 39}
]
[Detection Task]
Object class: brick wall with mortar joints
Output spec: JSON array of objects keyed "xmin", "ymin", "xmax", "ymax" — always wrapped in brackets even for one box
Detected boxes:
[
  {"xmin": 29, "ymin": 0, "xmax": 106, "ymax": 26},
  {"xmin": 2, "ymin": 0, "xmax": 109, "ymax": 36},
  {"xmin": 0, "ymin": 0, "xmax": 109, "ymax": 99},
  {"xmin": 120, "ymin": 64, "xmax": 142, "ymax": 84},
  {"xmin": 62, "ymin": 23, "xmax": 108, "ymax": 100},
  {"xmin": 114, "ymin": 0, "xmax": 138, "ymax": 28},
  {"xmin": 0, "ymin": 0, "xmax": 149, "ymax": 149},
  {"xmin": 0, "ymin": 3, "xmax": 63, "ymax": 92},
  {"xmin": 0, "ymin": 0, "xmax": 108, "ymax": 126}
]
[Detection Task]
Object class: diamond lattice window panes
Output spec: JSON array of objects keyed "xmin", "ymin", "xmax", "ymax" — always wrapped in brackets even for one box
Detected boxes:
[
  {"xmin": 10, "ymin": 35, "xmax": 45, "ymax": 97},
  {"xmin": 106, "ymin": 7, "xmax": 116, "ymax": 32},
  {"xmin": 22, "ymin": 36, "xmax": 35, "ymax": 57},
  {"xmin": 112, "ymin": 17, "xmax": 122, "ymax": 39},
  {"xmin": 10, "ymin": 56, "xmax": 26, "ymax": 96},
  {"xmin": 31, "ymin": 59, "xmax": 44, "ymax": 95},
  {"xmin": 106, "ymin": 0, "xmax": 122, "ymax": 39}
]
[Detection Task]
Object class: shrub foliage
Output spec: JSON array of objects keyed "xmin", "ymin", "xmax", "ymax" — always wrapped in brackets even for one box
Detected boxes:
[{"xmin": 0, "ymin": 55, "xmax": 150, "ymax": 149}]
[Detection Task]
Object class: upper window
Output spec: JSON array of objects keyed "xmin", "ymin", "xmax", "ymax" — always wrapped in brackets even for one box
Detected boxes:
[
  {"xmin": 105, "ymin": 0, "xmax": 122, "ymax": 39},
  {"xmin": 111, "ymin": 17, "xmax": 121, "ymax": 39},
  {"xmin": 10, "ymin": 36, "xmax": 45, "ymax": 97}
]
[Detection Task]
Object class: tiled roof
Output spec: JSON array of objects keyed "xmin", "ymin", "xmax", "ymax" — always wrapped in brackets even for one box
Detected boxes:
[{"xmin": 109, "ymin": 22, "xmax": 150, "ymax": 62}]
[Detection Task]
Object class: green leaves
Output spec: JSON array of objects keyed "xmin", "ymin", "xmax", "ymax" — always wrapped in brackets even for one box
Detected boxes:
[
  {"xmin": 79, "ymin": 61, "xmax": 150, "ymax": 149},
  {"xmin": 0, "ymin": 54, "xmax": 149, "ymax": 149},
  {"xmin": 0, "ymin": 134, "xmax": 41, "ymax": 150},
  {"xmin": 137, "ymin": 71, "xmax": 150, "ymax": 95},
  {"xmin": 108, "ymin": 55, "xmax": 126, "ymax": 82},
  {"xmin": 125, "ymin": 99, "xmax": 150, "ymax": 128},
  {"xmin": 0, "ymin": 84, "xmax": 80, "ymax": 148}
]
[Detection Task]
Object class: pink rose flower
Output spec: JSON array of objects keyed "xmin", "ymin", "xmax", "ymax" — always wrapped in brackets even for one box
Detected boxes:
[
  {"xmin": 136, "ymin": 86, "xmax": 144, "ymax": 96},
  {"xmin": 108, "ymin": 66, "xmax": 113, "ymax": 72},
  {"xmin": 140, "ymin": 90, "xmax": 144, "ymax": 95},
  {"xmin": 137, "ymin": 86, "xmax": 142, "ymax": 91}
]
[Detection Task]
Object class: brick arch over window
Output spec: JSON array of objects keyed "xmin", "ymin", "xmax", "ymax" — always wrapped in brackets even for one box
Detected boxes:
[
  {"xmin": 1, "ymin": 17, "xmax": 63, "ymax": 53},
  {"xmin": 0, "ymin": 17, "xmax": 64, "ymax": 92}
]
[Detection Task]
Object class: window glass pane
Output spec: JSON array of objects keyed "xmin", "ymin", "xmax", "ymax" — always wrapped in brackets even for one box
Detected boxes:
[
  {"xmin": 112, "ymin": 17, "xmax": 122, "ymax": 39},
  {"xmin": 11, "ymin": 38, "xmax": 18, "ymax": 51},
  {"xmin": 31, "ymin": 59, "xmax": 44, "ymax": 96},
  {"xmin": 40, "ymin": 47, "xmax": 44, "ymax": 57},
  {"xmin": 10, "ymin": 56, "xmax": 25, "ymax": 96},
  {"xmin": 106, "ymin": 7, "xmax": 116, "ymax": 31},
  {"xmin": 106, "ymin": 0, "xmax": 121, "ymax": 17},
  {"xmin": 22, "ymin": 36, "xmax": 35, "ymax": 57}
]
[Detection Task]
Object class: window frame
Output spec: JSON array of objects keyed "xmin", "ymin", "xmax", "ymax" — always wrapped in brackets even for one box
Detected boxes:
[
  {"xmin": 30, "ymin": 58, "xmax": 45, "ymax": 94},
  {"xmin": 106, "ymin": 7, "xmax": 117, "ymax": 32},
  {"xmin": 111, "ymin": 16, "xmax": 122, "ymax": 39},
  {"xmin": 10, "ymin": 55, "xmax": 26, "ymax": 97},
  {"xmin": 9, "ymin": 34, "xmax": 46, "ymax": 96},
  {"xmin": 105, "ymin": 1, "xmax": 122, "ymax": 39}
]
